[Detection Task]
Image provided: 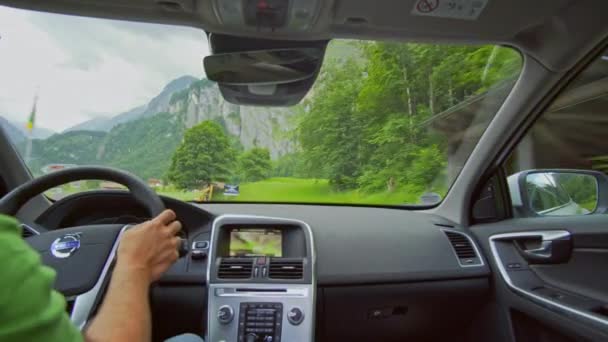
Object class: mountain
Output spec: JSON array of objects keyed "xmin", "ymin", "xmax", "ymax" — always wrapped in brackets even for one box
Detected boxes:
[
  {"xmin": 24, "ymin": 114, "xmax": 183, "ymax": 179},
  {"xmin": 168, "ymin": 79, "xmax": 297, "ymax": 159},
  {"xmin": 64, "ymin": 75, "xmax": 197, "ymax": 132},
  {"xmin": 0, "ymin": 116, "xmax": 54, "ymax": 143},
  {"xmin": 65, "ymin": 75, "xmax": 297, "ymax": 159},
  {"xmin": 64, "ymin": 116, "xmax": 121, "ymax": 133},
  {"xmin": 19, "ymin": 124, "xmax": 54, "ymax": 140},
  {"xmin": 23, "ymin": 75, "xmax": 298, "ymax": 179},
  {"xmin": 26, "ymin": 130, "xmax": 107, "ymax": 168}
]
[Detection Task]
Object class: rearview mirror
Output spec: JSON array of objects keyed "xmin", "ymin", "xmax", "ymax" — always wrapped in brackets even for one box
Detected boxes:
[
  {"xmin": 507, "ymin": 169, "xmax": 608, "ymax": 217},
  {"xmin": 203, "ymin": 48, "xmax": 324, "ymax": 85}
]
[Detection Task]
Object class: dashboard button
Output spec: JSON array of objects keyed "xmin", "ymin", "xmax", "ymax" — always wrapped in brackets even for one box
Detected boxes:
[
  {"xmin": 217, "ymin": 305, "xmax": 234, "ymax": 324},
  {"xmin": 193, "ymin": 240, "xmax": 209, "ymax": 249},
  {"xmin": 178, "ymin": 239, "xmax": 189, "ymax": 257},
  {"xmin": 191, "ymin": 250, "xmax": 207, "ymax": 260},
  {"xmin": 287, "ymin": 307, "xmax": 304, "ymax": 325}
]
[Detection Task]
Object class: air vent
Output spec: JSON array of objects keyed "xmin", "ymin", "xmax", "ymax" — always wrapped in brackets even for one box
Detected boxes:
[
  {"xmin": 21, "ymin": 224, "xmax": 38, "ymax": 238},
  {"xmin": 218, "ymin": 258, "xmax": 253, "ymax": 279},
  {"xmin": 443, "ymin": 230, "xmax": 482, "ymax": 266},
  {"xmin": 269, "ymin": 258, "xmax": 304, "ymax": 280}
]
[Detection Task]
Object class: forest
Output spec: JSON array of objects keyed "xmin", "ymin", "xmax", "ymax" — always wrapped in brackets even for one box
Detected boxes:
[{"xmin": 167, "ymin": 41, "xmax": 521, "ymax": 204}]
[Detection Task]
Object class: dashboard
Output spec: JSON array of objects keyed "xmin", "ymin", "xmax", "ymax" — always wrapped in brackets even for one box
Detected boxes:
[{"xmin": 33, "ymin": 191, "xmax": 491, "ymax": 342}]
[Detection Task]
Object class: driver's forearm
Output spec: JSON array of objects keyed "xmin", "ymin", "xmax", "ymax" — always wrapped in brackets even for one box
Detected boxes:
[{"xmin": 84, "ymin": 264, "xmax": 151, "ymax": 342}]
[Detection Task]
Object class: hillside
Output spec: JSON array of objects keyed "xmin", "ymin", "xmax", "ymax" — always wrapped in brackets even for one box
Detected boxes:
[
  {"xmin": 24, "ymin": 130, "xmax": 107, "ymax": 174},
  {"xmin": 23, "ymin": 114, "xmax": 185, "ymax": 179},
  {"xmin": 0, "ymin": 116, "xmax": 54, "ymax": 143},
  {"xmin": 101, "ymin": 113, "xmax": 185, "ymax": 179},
  {"xmin": 65, "ymin": 75, "xmax": 197, "ymax": 132}
]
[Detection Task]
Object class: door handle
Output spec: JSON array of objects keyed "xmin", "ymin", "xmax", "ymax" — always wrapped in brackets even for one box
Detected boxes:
[
  {"xmin": 521, "ymin": 240, "xmax": 553, "ymax": 259},
  {"xmin": 514, "ymin": 233, "xmax": 572, "ymax": 264}
]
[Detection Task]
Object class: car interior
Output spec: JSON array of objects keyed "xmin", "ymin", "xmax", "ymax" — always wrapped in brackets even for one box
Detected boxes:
[{"xmin": 1, "ymin": 0, "xmax": 608, "ymax": 341}]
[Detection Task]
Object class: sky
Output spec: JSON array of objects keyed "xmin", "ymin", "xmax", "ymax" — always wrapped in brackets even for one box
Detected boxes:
[{"xmin": 0, "ymin": 5, "xmax": 209, "ymax": 132}]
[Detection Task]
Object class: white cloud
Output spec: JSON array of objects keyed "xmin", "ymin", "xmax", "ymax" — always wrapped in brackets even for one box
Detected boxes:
[{"xmin": 0, "ymin": 5, "xmax": 209, "ymax": 132}]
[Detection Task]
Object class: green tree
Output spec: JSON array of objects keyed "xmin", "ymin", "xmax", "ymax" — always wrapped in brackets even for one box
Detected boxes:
[
  {"xmin": 296, "ymin": 41, "xmax": 520, "ymax": 198},
  {"xmin": 238, "ymin": 147, "xmax": 272, "ymax": 182},
  {"xmin": 273, "ymin": 152, "xmax": 305, "ymax": 177},
  {"xmin": 167, "ymin": 120, "xmax": 235, "ymax": 189},
  {"xmin": 298, "ymin": 59, "xmax": 365, "ymax": 190}
]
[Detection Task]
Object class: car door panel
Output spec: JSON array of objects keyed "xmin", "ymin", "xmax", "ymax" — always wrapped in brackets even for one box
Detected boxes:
[
  {"xmin": 470, "ymin": 215, "xmax": 608, "ymax": 341},
  {"xmin": 532, "ymin": 249, "xmax": 608, "ymax": 304}
]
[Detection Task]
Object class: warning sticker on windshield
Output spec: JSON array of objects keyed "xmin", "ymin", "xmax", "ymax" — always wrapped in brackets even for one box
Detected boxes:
[{"xmin": 411, "ymin": 0, "xmax": 488, "ymax": 20}]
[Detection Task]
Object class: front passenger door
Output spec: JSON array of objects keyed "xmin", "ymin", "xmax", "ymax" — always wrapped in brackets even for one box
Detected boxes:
[{"xmin": 470, "ymin": 48, "xmax": 608, "ymax": 342}]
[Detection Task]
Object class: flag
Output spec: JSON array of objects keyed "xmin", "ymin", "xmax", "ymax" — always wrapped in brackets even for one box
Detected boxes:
[
  {"xmin": 26, "ymin": 94, "xmax": 37, "ymax": 133},
  {"xmin": 24, "ymin": 92, "xmax": 38, "ymax": 163}
]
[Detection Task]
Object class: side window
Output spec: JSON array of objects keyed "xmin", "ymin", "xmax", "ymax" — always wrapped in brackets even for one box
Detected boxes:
[{"xmin": 505, "ymin": 50, "xmax": 608, "ymax": 217}]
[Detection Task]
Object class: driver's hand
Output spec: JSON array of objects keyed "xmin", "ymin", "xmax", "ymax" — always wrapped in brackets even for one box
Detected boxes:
[{"xmin": 116, "ymin": 209, "xmax": 182, "ymax": 284}]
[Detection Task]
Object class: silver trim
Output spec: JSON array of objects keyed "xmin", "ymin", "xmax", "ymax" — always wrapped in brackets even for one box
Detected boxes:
[
  {"xmin": 441, "ymin": 228, "xmax": 485, "ymax": 267},
  {"xmin": 207, "ymin": 214, "xmax": 317, "ymax": 285},
  {"xmin": 215, "ymin": 286, "xmax": 309, "ymax": 297},
  {"xmin": 217, "ymin": 304, "xmax": 234, "ymax": 324},
  {"xmin": 208, "ymin": 283, "xmax": 315, "ymax": 342},
  {"xmin": 191, "ymin": 240, "xmax": 209, "ymax": 250},
  {"xmin": 489, "ymin": 230, "xmax": 608, "ymax": 327},
  {"xmin": 51, "ymin": 234, "xmax": 81, "ymax": 258},
  {"xmin": 70, "ymin": 225, "xmax": 131, "ymax": 330},
  {"xmin": 20, "ymin": 223, "xmax": 40, "ymax": 236},
  {"xmin": 206, "ymin": 214, "xmax": 317, "ymax": 342},
  {"xmin": 491, "ymin": 230, "xmax": 571, "ymax": 242},
  {"xmin": 522, "ymin": 240, "xmax": 553, "ymax": 258}
]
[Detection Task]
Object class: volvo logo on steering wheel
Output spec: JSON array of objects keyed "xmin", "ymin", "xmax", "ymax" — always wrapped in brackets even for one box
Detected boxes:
[{"xmin": 51, "ymin": 233, "xmax": 81, "ymax": 258}]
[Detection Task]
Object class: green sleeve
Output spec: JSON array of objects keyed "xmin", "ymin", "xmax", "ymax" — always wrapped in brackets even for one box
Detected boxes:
[{"xmin": 0, "ymin": 215, "xmax": 83, "ymax": 342}]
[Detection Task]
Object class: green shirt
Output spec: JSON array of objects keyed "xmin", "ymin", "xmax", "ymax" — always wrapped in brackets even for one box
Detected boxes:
[{"xmin": 0, "ymin": 215, "xmax": 83, "ymax": 342}]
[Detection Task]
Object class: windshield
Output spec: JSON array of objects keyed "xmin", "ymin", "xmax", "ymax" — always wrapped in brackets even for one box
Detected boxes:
[{"xmin": 0, "ymin": 6, "xmax": 522, "ymax": 206}]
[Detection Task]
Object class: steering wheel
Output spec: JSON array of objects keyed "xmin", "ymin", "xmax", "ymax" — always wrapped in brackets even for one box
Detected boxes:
[{"xmin": 0, "ymin": 166, "xmax": 166, "ymax": 330}]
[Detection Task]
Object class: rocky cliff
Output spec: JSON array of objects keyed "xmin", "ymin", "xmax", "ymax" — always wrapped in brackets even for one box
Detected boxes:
[{"xmin": 168, "ymin": 79, "xmax": 297, "ymax": 159}]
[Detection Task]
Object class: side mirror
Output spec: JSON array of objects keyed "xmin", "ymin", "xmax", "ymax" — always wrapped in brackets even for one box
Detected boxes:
[{"xmin": 507, "ymin": 169, "xmax": 608, "ymax": 217}]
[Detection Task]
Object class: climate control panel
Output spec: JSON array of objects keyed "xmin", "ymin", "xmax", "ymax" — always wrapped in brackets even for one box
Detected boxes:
[{"xmin": 238, "ymin": 303, "xmax": 283, "ymax": 342}]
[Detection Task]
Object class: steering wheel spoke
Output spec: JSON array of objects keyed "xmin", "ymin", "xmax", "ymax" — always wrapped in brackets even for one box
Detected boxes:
[{"xmin": 70, "ymin": 225, "xmax": 131, "ymax": 330}]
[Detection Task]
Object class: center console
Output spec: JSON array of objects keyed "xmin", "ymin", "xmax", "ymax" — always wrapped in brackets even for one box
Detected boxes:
[{"xmin": 207, "ymin": 215, "xmax": 316, "ymax": 342}]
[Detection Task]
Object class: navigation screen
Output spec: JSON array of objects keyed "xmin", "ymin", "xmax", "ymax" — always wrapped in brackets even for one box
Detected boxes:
[{"xmin": 229, "ymin": 228, "xmax": 282, "ymax": 257}]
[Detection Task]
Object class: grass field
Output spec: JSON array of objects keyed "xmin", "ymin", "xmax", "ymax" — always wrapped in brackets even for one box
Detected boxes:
[
  {"xmin": 47, "ymin": 177, "xmax": 429, "ymax": 205},
  {"xmin": 207, "ymin": 178, "xmax": 424, "ymax": 205}
]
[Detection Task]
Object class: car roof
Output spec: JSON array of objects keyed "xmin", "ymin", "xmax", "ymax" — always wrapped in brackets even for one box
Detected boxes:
[{"xmin": 1, "ymin": 0, "xmax": 607, "ymax": 72}]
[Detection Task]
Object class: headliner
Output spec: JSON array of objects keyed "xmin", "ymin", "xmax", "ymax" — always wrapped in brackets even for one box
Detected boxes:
[{"xmin": 0, "ymin": 0, "xmax": 607, "ymax": 72}]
